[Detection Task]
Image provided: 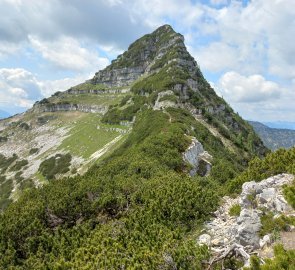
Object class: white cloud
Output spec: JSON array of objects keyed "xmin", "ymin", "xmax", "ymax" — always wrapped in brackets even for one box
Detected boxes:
[
  {"xmin": 214, "ymin": 71, "xmax": 295, "ymax": 122},
  {"xmin": 195, "ymin": 0, "xmax": 295, "ymax": 79},
  {"xmin": 0, "ymin": 0, "xmax": 149, "ymax": 52},
  {"xmin": 191, "ymin": 42, "xmax": 239, "ymax": 72},
  {"xmin": 218, "ymin": 71, "xmax": 280, "ymax": 103},
  {"xmin": 9, "ymin": 87, "xmax": 27, "ymax": 97},
  {"xmin": 29, "ymin": 36, "xmax": 109, "ymax": 72},
  {"xmin": 0, "ymin": 68, "xmax": 89, "ymax": 114},
  {"xmin": 40, "ymin": 74, "xmax": 92, "ymax": 97}
]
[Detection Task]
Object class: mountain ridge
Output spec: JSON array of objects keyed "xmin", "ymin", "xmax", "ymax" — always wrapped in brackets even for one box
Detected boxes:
[
  {"xmin": 249, "ymin": 120, "xmax": 295, "ymax": 150},
  {"xmin": 1, "ymin": 25, "xmax": 287, "ymax": 270}
]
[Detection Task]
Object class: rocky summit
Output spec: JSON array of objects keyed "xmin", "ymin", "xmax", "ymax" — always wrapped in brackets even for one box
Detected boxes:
[{"xmin": 0, "ymin": 25, "xmax": 294, "ymax": 270}]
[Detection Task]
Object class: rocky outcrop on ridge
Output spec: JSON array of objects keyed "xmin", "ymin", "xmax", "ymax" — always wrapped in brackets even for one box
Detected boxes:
[
  {"xmin": 153, "ymin": 90, "xmax": 178, "ymax": 110},
  {"xmin": 67, "ymin": 88, "xmax": 129, "ymax": 95},
  {"xmin": 183, "ymin": 137, "xmax": 212, "ymax": 176},
  {"xmin": 199, "ymin": 173, "xmax": 294, "ymax": 254},
  {"xmin": 32, "ymin": 103, "xmax": 108, "ymax": 114}
]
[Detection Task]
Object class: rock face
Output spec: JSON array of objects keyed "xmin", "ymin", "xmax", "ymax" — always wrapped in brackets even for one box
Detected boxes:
[
  {"xmin": 90, "ymin": 25, "xmax": 197, "ymax": 88},
  {"xmin": 239, "ymin": 175, "xmax": 293, "ymax": 213},
  {"xmin": 200, "ymin": 173, "xmax": 294, "ymax": 251},
  {"xmin": 236, "ymin": 209, "xmax": 261, "ymax": 248},
  {"xmin": 183, "ymin": 137, "xmax": 212, "ymax": 176},
  {"xmin": 67, "ymin": 88, "xmax": 129, "ymax": 95},
  {"xmin": 92, "ymin": 67, "xmax": 145, "ymax": 87},
  {"xmin": 153, "ymin": 90, "xmax": 178, "ymax": 110},
  {"xmin": 32, "ymin": 103, "xmax": 108, "ymax": 114}
]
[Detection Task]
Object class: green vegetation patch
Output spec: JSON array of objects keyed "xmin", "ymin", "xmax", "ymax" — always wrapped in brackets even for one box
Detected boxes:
[
  {"xmin": 259, "ymin": 212, "xmax": 295, "ymax": 238},
  {"xmin": 0, "ymin": 176, "xmax": 13, "ymax": 211},
  {"xmin": 0, "ymin": 136, "xmax": 8, "ymax": 142},
  {"xmin": 39, "ymin": 153, "xmax": 72, "ymax": 180},
  {"xmin": 59, "ymin": 114, "xmax": 122, "ymax": 158},
  {"xmin": 283, "ymin": 180, "xmax": 295, "ymax": 209},
  {"xmin": 229, "ymin": 204, "xmax": 241, "ymax": 217},
  {"xmin": 245, "ymin": 244, "xmax": 295, "ymax": 270},
  {"xmin": 70, "ymin": 82, "xmax": 108, "ymax": 91},
  {"xmin": 159, "ymin": 94, "xmax": 178, "ymax": 103},
  {"xmin": 227, "ymin": 148, "xmax": 295, "ymax": 194},
  {"xmin": 9, "ymin": 159, "xmax": 28, "ymax": 172},
  {"xmin": 29, "ymin": 148, "xmax": 39, "ymax": 155},
  {"xmin": 0, "ymin": 153, "xmax": 18, "ymax": 173},
  {"xmin": 48, "ymin": 93, "xmax": 128, "ymax": 107}
]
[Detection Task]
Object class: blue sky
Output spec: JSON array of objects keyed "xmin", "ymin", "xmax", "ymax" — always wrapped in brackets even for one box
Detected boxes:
[{"xmin": 0, "ymin": 0, "xmax": 294, "ymax": 122}]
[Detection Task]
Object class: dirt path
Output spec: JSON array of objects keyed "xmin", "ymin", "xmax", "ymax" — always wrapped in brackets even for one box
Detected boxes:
[{"xmin": 89, "ymin": 134, "xmax": 123, "ymax": 161}]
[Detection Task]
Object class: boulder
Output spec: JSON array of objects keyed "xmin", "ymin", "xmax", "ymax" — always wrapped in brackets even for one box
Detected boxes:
[
  {"xmin": 274, "ymin": 195, "xmax": 292, "ymax": 212},
  {"xmin": 198, "ymin": 234, "xmax": 211, "ymax": 246},
  {"xmin": 236, "ymin": 209, "xmax": 261, "ymax": 248},
  {"xmin": 257, "ymin": 188, "xmax": 276, "ymax": 204},
  {"xmin": 259, "ymin": 235, "xmax": 271, "ymax": 248},
  {"xmin": 183, "ymin": 137, "xmax": 212, "ymax": 176}
]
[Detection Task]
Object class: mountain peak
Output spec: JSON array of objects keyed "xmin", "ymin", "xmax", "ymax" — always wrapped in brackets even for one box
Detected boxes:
[
  {"xmin": 153, "ymin": 24, "xmax": 176, "ymax": 34},
  {"xmin": 91, "ymin": 24, "xmax": 188, "ymax": 87}
]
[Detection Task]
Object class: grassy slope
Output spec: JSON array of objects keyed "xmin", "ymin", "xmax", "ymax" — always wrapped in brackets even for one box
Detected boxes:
[
  {"xmin": 0, "ymin": 91, "xmax": 132, "ymax": 211},
  {"xmin": 57, "ymin": 113, "xmax": 123, "ymax": 158}
]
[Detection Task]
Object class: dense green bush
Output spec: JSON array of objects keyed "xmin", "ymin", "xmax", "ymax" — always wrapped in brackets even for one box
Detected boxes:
[
  {"xmin": 29, "ymin": 148, "xmax": 39, "ymax": 155},
  {"xmin": 227, "ymin": 147, "xmax": 295, "ymax": 194},
  {"xmin": 0, "ymin": 153, "xmax": 18, "ymax": 173},
  {"xmin": 229, "ymin": 204, "xmax": 241, "ymax": 217},
  {"xmin": 39, "ymin": 153, "xmax": 72, "ymax": 180},
  {"xmin": 9, "ymin": 159, "xmax": 28, "ymax": 171},
  {"xmin": 0, "ymin": 108, "xmax": 235, "ymax": 269},
  {"xmin": 244, "ymin": 244, "xmax": 295, "ymax": 270},
  {"xmin": 259, "ymin": 213, "xmax": 295, "ymax": 238},
  {"xmin": 0, "ymin": 109, "xmax": 276, "ymax": 268},
  {"xmin": 283, "ymin": 180, "xmax": 295, "ymax": 209}
]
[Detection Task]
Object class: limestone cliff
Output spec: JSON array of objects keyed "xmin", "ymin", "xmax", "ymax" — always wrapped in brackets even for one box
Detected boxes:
[{"xmin": 90, "ymin": 24, "xmax": 197, "ymax": 87}]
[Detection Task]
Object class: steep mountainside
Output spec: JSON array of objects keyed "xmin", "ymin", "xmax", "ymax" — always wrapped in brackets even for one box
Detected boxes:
[
  {"xmin": 0, "ymin": 25, "xmax": 278, "ymax": 269},
  {"xmin": 249, "ymin": 121, "xmax": 295, "ymax": 150}
]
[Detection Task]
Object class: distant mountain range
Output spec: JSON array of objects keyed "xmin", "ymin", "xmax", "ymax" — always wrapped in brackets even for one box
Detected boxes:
[
  {"xmin": 249, "ymin": 121, "xmax": 295, "ymax": 150},
  {"xmin": 0, "ymin": 110, "xmax": 10, "ymax": 119},
  {"xmin": 263, "ymin": 121, "xmax": 295, "ymax": 130}
]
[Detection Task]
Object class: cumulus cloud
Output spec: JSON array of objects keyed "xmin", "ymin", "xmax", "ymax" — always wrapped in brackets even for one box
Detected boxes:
[
  {"xmin": 0, "ymin": 68, "xmax": 88, "ymax": 115},
  {"xmin": 0, "ymin": 0, "xmax": 149, "ymax": 51},
  {"xmin": 218, "ymin": 71, "xmax": 280, "ymax": 103},
  {"xmin": 193, "ymin": 0, "xmax": 295, "ymax": 79},
  {"xmin": 213, "ymin": 71, "xmax": 295, "ymax": 121},
  {"xmin": 29, "ymin": 36, "xmax": 109, "ymax": 72}
]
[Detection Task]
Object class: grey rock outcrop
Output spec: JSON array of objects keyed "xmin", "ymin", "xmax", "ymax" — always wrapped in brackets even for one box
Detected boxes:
[
  {"xmin": 67, "ymin": 88, "xmax": 129, "ymax": 95},
  {"xmin": 153, "ymin": 90, "xmax": 178, "ymax": 110},
  {"xmin": 200, "ymin": 173, "xmax": 294, "ymax": 253},
  {"xmin": 92, "ymin": 67, "xmax": 145, "ymax": 87},
  {"xmin": 239, "ymin": 174, "xmax": 293, "ymax": 212},
  {"xmin": 236, "ymin": 209, "xmax": 261, "ymax": 248},
  {"xmin": 199, "ymin": 234, "xmax": 211, "ymax": 246},
  {"xmin": 183, "ymin": 137, "xmax": 212, "ymax": 176},
  {"xmin": 33, "ymin": 103, "xmax": 108, "ymax": 114}
]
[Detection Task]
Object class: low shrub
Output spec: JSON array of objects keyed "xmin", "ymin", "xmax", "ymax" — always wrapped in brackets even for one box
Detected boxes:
[{"xmin": 229, "ymin": 204, "xmax": 241, "ymax": 217}]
